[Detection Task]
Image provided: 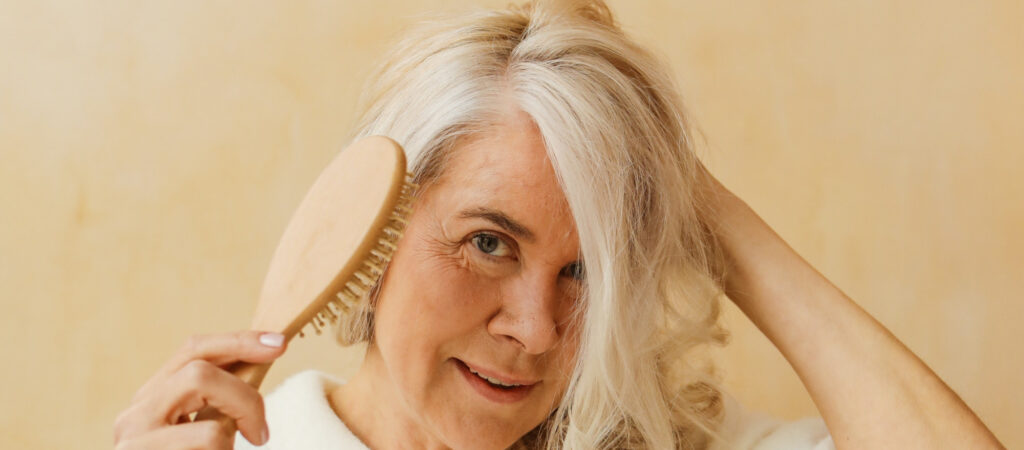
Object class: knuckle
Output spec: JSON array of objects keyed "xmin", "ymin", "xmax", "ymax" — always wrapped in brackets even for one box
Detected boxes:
[
  {"xmin": 112, "ymin": 406, "xmax": 138, "ymax": 442},
  {"xmin": 182, "ymin": 334, "xmax": 206, "ymax": 355},
  {"xmin": 112, "ymin": 413, "xmax": 127, "ymax": 441},
  {"xmin": 231, "ymin": 331, "xmax": 252, "ymax": 353},
  {"xmin": 182, "ymin": 359, "xmax": 216, "ymax": 386},
  {"xmin": 128, "ymin": 385, "xmax": 147, "ymax": 404}
]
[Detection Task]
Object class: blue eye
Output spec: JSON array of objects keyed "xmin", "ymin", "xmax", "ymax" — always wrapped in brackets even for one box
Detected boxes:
[
  {"xmin": 562, "ymin": 261, "xmax": 585, "ymax": 280},
  {"xmin": 471, "ymin": 233, "xmax": 512, "ymax": 257}
]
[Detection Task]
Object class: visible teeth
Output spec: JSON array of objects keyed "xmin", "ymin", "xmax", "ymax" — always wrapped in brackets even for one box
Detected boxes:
[{"xmin": 468, "ymin": 367, "xmax": 522, "ymax": 387}]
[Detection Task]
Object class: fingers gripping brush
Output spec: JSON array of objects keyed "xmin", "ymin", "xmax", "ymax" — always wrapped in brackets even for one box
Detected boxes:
[{"xmin": 195, "ymin": 136, "xmax": 416, "ymax": 424}]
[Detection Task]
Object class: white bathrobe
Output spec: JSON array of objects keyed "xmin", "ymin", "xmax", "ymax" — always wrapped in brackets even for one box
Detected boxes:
[{"xmin": 236, "ymin": 370, "xmax": 835, "ymax": 450}]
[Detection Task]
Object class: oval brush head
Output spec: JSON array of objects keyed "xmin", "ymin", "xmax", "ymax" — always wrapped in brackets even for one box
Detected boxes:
[{"xmin": 227, "ymin": 135, "xmax": 415, "ymax": 389}]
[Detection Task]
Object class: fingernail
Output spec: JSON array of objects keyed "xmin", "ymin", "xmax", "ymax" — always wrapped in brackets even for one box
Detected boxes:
[
  {"xmin": 261, "ymin": 428, "xmax": 269, "ymax": 445},
  {"xmin": 259, "ymin": 332, "xmax": 284, "ymax": 348}
]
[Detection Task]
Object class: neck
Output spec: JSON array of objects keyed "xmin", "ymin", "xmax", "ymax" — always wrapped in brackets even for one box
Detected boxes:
[{"xmin": 328, "ymin": 344, "xmax": 451, "ymax": 450}]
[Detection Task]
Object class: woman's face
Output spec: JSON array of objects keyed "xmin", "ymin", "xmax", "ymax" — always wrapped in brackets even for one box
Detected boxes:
[{"xmin": 371, "ymin": 109, "xmax": 584, "ymax": 448}]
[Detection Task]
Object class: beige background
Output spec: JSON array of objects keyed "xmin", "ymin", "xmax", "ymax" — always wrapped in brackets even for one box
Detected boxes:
[{"xmin": 1, "ymin": 1, "xmax": 1020, "ymax": 448}]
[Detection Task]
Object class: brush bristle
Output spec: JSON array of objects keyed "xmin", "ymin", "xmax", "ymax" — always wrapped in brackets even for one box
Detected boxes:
[{"xmin": 297, "ymin": 176, "xmax": 417, "ymax": 338}]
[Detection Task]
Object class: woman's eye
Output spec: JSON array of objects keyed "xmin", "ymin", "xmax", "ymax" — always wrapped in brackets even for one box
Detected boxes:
[
  {"xmin": 562, "ymin": 261, "xmax": 585, "ymax": 281},
  {"xmin": 471, "ymin": 233, "xmax": 512, "ymax": 258}
]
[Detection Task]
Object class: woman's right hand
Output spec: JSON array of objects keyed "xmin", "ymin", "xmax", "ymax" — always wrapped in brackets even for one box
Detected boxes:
[{"xmin": 113, "ymin": 330, "xmax": 287, "ymax": 449}]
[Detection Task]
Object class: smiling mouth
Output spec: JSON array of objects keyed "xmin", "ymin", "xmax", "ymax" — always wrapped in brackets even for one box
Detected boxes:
[
  {"xmin": 454, "ymin": 359, "xmax": 538, "ymax": 403},
  {"xmin": 467, "ymin": 366, "xmax": 525, "ymax": 388}
]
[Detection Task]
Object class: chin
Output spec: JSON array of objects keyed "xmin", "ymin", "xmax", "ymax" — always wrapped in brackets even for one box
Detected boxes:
[{"xmin": 433, "ymin": 413, "xmax": 530, "ymax": 450}]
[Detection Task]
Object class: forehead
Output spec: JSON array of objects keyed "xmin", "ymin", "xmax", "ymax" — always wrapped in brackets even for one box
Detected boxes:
[
  {"xmin": 448, "ymin": 113, "xmax": 550, "ymax": 181},
  {"xmin": 427, "ymin": 111, "xmax": 578, "ymax": 244}
]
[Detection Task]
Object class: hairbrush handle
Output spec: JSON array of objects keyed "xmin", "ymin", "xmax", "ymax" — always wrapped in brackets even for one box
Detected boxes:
[
  {"xmin": 190, "ymin": 137, "xmax": 415, "ymax": 440},
  {"xmin": 229, "ymin": 361, "xmax": 273, "ymax": 389}
]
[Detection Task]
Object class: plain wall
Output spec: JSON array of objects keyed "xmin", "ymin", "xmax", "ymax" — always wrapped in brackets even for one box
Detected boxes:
[{"xmin": 1, "ymin": 1, "xmax": 1020, "ymax": 448}]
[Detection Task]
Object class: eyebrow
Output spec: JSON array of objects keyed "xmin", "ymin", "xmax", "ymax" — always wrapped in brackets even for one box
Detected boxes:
[{"xmin": 457, "ymin": 207, "xmax": 536, "ymax": 242}]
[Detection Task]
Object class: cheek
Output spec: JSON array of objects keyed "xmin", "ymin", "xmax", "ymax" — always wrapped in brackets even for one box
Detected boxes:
[
  {"xmin": 371, "ymin": 228, "xmax": 501, "ymax": 393},
  {"xmin": 387, "ymin": 226, "xmax": 502, "ymax": 326},
  {"xmin": 547, "ymin": 322, "xmax": 582, "ymax": 392}
]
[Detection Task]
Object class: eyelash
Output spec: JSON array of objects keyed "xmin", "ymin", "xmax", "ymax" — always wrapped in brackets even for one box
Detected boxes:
[
  {"xmin": 562, "ymin": 262, "xmax": 585, "ymax": 281},
  {"xmin": 469, "ymin": 232, "xmax": 516, "ymax": 262},
  {"xmin": 467, "ymin": 232, "xmax": 585, "ymax": 281}
]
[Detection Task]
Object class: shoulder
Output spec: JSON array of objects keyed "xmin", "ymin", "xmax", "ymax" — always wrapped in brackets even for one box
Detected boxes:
[
  {"xmin": 234, "ymin": 370, "xmax": 369, "ymax": 450},
  {"xmin": 708, "ymin": 393, "xmax": 835, "ymax": 450}
]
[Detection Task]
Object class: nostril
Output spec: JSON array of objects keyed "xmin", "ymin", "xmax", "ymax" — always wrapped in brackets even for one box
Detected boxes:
[
  {"xmin": 488, "ymin": 313, "xmax": 559, "ymax": 355},
  {"xmin": 514, "ymin": 317, "xmax": 560, "ymax": 355},
  {"xmin": 486, "ymin": 277, "xmax": 564, "ymax": 354}
]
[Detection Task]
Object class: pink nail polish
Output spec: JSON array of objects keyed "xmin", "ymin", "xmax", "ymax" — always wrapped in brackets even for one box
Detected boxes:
[{"xmin": 259, "ymin": 332, "xmax": 284, "ymax": 348}]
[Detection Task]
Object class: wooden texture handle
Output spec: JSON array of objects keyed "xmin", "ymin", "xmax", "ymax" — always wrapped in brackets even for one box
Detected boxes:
[{"xmin": 189, "ymin": 137, "xmax": 410, "ymax": 437}]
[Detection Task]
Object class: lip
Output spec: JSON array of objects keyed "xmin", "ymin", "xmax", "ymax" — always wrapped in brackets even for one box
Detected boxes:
[{"xmin": 454, "ymin": 359, "xmax": 538, "ymax": 404}]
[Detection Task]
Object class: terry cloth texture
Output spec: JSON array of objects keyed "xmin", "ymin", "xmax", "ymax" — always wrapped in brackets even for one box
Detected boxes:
[{"xmin": 235, "ymin": 370, "xmax": 835, "ymax": 450}]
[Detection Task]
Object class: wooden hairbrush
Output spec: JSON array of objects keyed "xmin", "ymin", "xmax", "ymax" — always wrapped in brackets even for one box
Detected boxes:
[{"xmin": 196, "ymin": 135, "xmax": 415, "ymax": 419}]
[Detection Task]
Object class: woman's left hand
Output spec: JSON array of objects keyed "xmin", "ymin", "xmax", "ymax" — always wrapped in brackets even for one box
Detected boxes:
[{"xmin": 696, "ymin": 163, "xmax": 1004, "ymax": 449}]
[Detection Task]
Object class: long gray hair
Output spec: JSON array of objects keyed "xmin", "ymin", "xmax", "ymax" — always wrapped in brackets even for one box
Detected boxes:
[{"xmin": 337, "ymin": 1, "xmax": 727, "ymax": 448}]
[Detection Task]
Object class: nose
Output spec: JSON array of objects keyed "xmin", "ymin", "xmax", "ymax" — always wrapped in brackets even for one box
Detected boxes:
[{"xmin": 487, "ymin": 269, "xmax": 562, "ymax": 355}]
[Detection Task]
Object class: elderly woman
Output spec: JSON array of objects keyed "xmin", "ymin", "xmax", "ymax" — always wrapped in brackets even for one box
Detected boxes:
[{"xmin": 113, "ymin": 1, "xmax": 1002, "ymax": 449}]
